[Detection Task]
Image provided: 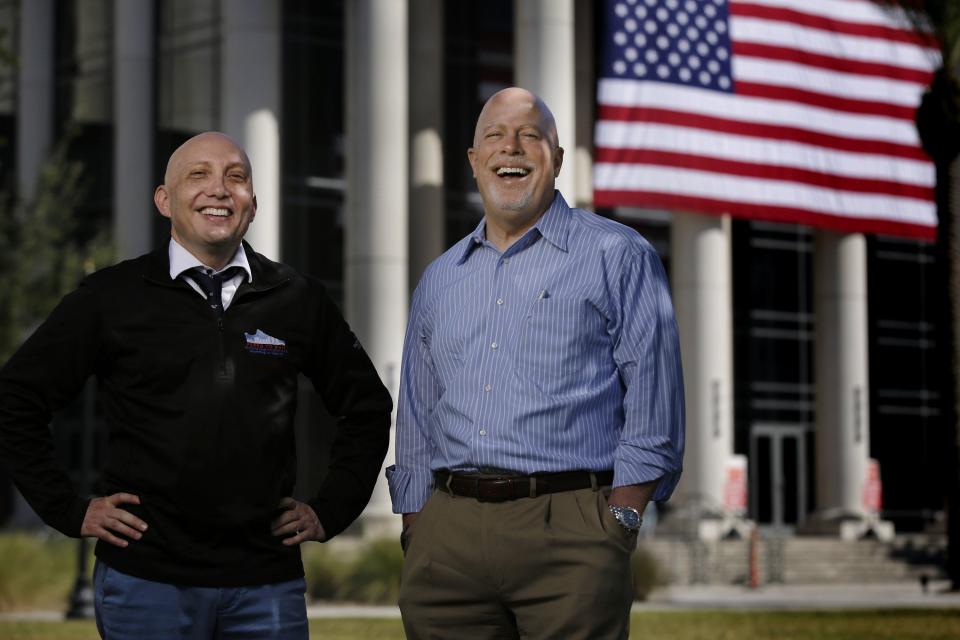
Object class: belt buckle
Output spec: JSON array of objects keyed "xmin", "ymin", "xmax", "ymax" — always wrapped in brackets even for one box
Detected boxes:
[{"xmin": 476, "ymin": 477, "xmax": 513, "ymax": 502}]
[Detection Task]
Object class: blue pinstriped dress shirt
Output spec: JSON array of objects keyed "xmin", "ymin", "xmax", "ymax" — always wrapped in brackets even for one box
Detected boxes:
[{"xmin": 386, "ymin": 192, "xmax": 685, "ymax": 514}]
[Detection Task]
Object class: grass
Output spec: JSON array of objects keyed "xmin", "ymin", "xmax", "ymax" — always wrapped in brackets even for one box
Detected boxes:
[
  {"xmin": 0, "ymin": 620, "xmax": 100, "ymax": 640},
  {"xmin": 0, "ymin": 533, "xmax": 403, "ymax": 612},
  {"xmin": 0, "ymin": 619, "xmax": 407, "ymax": 640},
  {"xmin": 0, "ymin": 533, "xmax": 88, "ymax": 612},
  {"xmin": 1, "ymin": 610, "xmax": 959, "ymax": 639},
  {"xmin": 1, "ymin": 534, "xmax": 957, "ymax": 638}
]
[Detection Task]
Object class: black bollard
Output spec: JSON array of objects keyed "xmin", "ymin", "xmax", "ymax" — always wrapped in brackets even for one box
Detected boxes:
[{"xmin": 66, "ymin": 379, "xmax": 96, "ymax": 619}]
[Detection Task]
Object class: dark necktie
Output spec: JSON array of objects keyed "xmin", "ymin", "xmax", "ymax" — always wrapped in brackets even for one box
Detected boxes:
[{"xmin": 190, "ymin": 267, "xmax": 241, "ymax": 317}]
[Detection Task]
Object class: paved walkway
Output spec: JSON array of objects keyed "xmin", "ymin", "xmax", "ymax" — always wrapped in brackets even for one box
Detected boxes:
[
  {"xmin": 306, "ymin": 604, "xmax": 401, "ymax": 619},
  {"xmin": 637, "ymin": 580, "xmax": 960, "ymax": 610},
  {"xmin": 303, "ymin": 580, "xmax": 960, "ymax": 618},
  {"xmin": 3, "ymin": 581, "xmax": 957, "ymax": 622}
]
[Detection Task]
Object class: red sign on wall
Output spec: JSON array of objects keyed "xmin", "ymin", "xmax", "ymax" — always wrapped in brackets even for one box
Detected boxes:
[
  {"xmin": 723, "ymin": 455, "xmax": 748, "ymax": 516},
  {"xmin": 863, "ymin": 458, "xmax": 883, "ymax": 515}
]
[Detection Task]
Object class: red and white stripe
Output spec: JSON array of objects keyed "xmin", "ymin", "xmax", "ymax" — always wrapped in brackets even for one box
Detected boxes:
[{"xmin": 594, "ymin": 0, "xmax": 941, "ymax": 239}]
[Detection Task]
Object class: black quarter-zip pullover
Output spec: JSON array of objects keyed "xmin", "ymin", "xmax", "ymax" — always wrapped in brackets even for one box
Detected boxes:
[{"xmin": 0, "ymin": 242, "xmax": 393, "ymax": 587}]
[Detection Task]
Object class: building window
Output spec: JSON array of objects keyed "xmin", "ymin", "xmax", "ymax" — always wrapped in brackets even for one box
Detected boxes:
[
  {"xmin": 732, "ymin": 220, "xmax": 815, "ymax": 526},
  {"xmin": 55, "ymin": 0, "xmax": 112, "ymax": 127},
  {"xmin": 868, "ymin": 235, "xmax": 942, "ymax": 531},
  {"xmin": 154, "ymin": 0, "xmax": 220, "ymax": 242},
  {"xmin": 281, "ymin": 0, "xmax": 346, "ymax": 301},
  {"xmin": 156, "ymin": 0, "xmax": 219, "ymax": 135},
  {"xmin": 443, "ymin": 0, "xmax": 513, "ymax": 246},
  {"xmin": 53, "ymin": 0, "xmax": 113, "ymax": 238}
]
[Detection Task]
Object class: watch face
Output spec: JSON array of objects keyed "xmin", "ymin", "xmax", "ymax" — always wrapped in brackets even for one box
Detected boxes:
[{"xmin": 620, "ymin": 508, "xmax": 642, "ymax": 529}]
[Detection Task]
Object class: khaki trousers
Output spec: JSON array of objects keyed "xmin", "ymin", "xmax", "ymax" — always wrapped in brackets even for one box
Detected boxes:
[{"xmin": 398, "ymin": 487, "xmax": 636, "ymax": 640}]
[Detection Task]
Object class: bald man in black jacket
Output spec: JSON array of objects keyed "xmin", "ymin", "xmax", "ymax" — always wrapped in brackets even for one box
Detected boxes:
[{"xmin": 0, "ymin": 132, "xmax": 392, "ymax": 639}]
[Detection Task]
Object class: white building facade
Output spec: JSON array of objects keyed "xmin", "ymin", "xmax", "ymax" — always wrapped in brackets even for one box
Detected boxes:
[{"xmin": 0, "ymin": 0, "xmax": 945, "ymax": 540}]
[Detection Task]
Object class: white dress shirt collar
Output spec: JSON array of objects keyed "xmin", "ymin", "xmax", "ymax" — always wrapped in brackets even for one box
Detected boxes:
[{"xmin": 167, "ymin": 238, "xmax": 253, "ymax": 282}]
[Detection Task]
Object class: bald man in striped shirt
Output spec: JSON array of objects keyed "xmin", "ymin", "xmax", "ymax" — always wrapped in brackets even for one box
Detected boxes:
[{"xmin": 387, "ymin": 87, "xmax": 685, "ymax": 640}]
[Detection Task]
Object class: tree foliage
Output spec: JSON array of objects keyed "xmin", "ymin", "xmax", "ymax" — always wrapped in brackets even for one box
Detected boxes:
[
  {"xmin": 876, "ymin": 1, "xmax": 960, "ymax": 66},
  {"xmin": 869, "ymin": 2, "xmax": 960, "ymax": 159},
  {"xmin": 872, "ymin": 0, "xmax": 960, "ymax": 591},
  {"xmin": 0, "ymin": 19, "xmax": 113, "ymax": 366},
  {"xmin": 0, "ymin": 134, "xmax": 114, "ymax": 365}
]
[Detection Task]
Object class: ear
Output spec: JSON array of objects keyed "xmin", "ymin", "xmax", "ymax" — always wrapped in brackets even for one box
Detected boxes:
[
  {"xmin": 251, "ymin": 193, "xmax": 258, "ymax": 221},
  {"xmin": 467, "ymin": 147, "xmax": 478, "ymax": 179},
  {"xmin": 553, "ymin": 146, "xmax": 564, "ymax": 178},
  {"xmin": 154, "ymin": 185, "xmax": 171, "ymax": 219}
]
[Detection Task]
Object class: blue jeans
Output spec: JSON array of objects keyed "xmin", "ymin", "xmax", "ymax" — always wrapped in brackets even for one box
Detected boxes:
[{"xmin": 93, "ymin": 560, "xmax": 308, "ymax": 640}]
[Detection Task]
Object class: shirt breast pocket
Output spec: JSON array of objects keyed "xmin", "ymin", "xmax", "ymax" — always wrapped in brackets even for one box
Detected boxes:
[{"xmin": 514, "ymin": 297, "xmax": 606, "ymax": 398}]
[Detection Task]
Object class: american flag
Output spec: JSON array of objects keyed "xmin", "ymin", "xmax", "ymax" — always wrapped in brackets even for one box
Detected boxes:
[{"xmin": 593, "ymin": 0, "xmax": 940, "ymax": 239}]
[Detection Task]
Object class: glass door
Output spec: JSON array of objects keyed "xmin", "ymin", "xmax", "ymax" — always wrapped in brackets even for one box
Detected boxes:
[{"xmin": 750, "ymin": 424, "xmax": 807, "ymax": 530}]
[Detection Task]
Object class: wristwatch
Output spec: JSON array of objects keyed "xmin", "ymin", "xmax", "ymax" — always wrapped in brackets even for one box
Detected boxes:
[{"xmin": 608, "ymin": 505, "xmax": 643, "ymax": 533}]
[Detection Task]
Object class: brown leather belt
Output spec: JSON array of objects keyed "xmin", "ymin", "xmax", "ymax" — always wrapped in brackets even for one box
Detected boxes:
[{"xmin": 434, "ymin": 470, "xmax": 614, "ymax": 502}]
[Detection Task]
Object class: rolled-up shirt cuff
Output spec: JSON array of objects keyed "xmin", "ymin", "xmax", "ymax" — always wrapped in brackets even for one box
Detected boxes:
[
  {"xmin": 385, "ymin": 465, "xmax": 435, "ymax": 513},
  {"xmin": 613, "ymin": 444, "xmax": 683, "ymax": 502}
]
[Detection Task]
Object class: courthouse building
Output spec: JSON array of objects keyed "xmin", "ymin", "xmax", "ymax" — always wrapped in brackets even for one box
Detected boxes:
[{"xmin": 0, "ymin": 0, "xmax": 946, "ymax": 540}]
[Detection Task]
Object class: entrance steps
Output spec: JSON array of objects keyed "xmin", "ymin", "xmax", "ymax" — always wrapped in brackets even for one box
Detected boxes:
[{"xmin": 640, "ymin": 534, "xmax": 947, "ymax": 586}]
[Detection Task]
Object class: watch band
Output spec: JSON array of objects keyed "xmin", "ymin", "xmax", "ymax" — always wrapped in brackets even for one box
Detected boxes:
[{"xmin": 609, "ymin": 505, "xmax": 643, "ymax": 532}]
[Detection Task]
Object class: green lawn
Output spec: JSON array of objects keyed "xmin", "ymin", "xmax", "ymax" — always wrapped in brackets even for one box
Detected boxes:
[{"xmin": 1, "ymin": 610, "xmax": 959, "ymax": 639}]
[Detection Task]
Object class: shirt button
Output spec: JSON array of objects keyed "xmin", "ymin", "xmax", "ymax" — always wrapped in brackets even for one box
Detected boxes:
[
  {"xmin": 491, "ymin": 341, "xmax": 498, "ymax": 350},
  {"xmin": 484, "ymin": 384, "xmax": 492, "ymax": 392},
  {"xmin": 496, "ymin": 298, "xmax": 504, "ymax": 305},
  {"xmin": 479, "ymin": 429, "xmax": 487, "ymax": 436},
  {"xmin": 503, "ymin": 258, "xmax": 510, "ymax": 264}
]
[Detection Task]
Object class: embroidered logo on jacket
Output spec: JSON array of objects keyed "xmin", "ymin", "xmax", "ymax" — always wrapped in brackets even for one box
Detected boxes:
[{"xmin": 244, "ymin": 329, "xmax": 287, "ymax": 357}]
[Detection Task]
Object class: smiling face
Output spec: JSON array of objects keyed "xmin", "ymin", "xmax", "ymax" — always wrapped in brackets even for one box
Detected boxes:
[
  {"xmin": 467, "ymin": 88, "xmax": 564, "ymax": 240},
  {"xmin": 154, "ymin": 132, "xmax": 256, "ymax": 269}
]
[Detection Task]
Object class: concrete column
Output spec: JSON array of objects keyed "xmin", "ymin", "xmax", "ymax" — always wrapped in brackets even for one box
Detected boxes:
[
  {"xmin": 810, "ymin": 231, "xmax": 890, "ymax": 538},
  {"xmin": 409, "ymin": 0, "xmax": 444, "ymax": 289},
  {"xmin": 573, "ymin": 0, "xmax": 593, "ymax": 209},
  {"xmin": 670, "ymin": 212, "xmax": 739, "ymax": 539},
  {"xmin": 346, "ymin": 0, "xmax": 408, "ymax": 536},
  {"xmin": 221, "ymin": 0, "xmax": 281, "ymax": 260},
  {"xmin": 17, "ymin": 0, "xmax": 54, "ymax": 202},
  {"xmin": 514, "ymin": 0, "xmax": 577, "ymax": 202},
  {"xmin": 114, "ymin": 0, "xmax": 155, "ymax": 259}
]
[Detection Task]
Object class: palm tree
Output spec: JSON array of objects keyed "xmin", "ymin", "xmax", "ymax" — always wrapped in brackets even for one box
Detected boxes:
[{"xmin": 872, "ymin": 0, "xmax": 960, "ymax": 590}]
